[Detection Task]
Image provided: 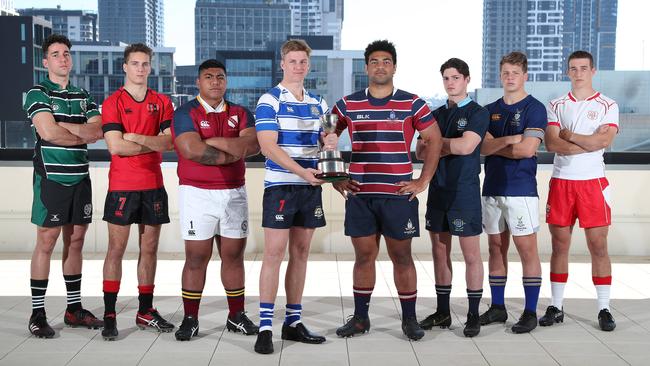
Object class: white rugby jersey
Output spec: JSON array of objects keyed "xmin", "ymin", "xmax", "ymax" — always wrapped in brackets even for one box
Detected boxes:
[
  {"xmin": 255, "ymin": 83, "xmax": 328, "ymax": 188},
  {"xmin": 547, "ymin": 91, "xmax": 619, "ymax": 180}
]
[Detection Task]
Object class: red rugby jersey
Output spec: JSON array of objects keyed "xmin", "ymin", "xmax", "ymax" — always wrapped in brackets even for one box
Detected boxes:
[
  {"xmin": 102, "ymin": 87, "xmax": 173, "ymax": 191},
  {"xmin": 171, "ymin": 97, "xmax": 255, "ymax": 189}
]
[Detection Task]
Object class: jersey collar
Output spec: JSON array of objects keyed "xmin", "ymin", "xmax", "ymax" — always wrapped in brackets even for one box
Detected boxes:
[
  {"xmin": 447, "ymin": 95, "xmax": 472, "ymax": 109},
  {"xmin": 197, "ymin": 94, "xmax": 226, "ymax": 113},
  {"xmin": 568, "ymin": 91, "xmax": 600, "ymax": 102}
]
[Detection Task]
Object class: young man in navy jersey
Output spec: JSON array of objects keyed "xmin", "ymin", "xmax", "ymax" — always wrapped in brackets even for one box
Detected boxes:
[
  {"xmin": 331, "ymin": 40, "xmax": 442, "ymax": 341},
  {"xmin": 416, "ymin": 58, "xmax": 489, "ymax": 337},
  {"xmin": 479, "ymin": 52, "xmax": 546, "ymax": 334}
]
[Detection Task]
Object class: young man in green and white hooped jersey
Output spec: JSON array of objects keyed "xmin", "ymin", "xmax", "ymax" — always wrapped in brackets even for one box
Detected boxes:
[{"xmin": 22, "ymin": 34, "xmax": 104, "ymax": 338}]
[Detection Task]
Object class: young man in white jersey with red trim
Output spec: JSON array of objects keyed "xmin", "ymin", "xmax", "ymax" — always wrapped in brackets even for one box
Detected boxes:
[{"xmin": 540, "ymin": 50, "xmax": 618, "ymax": 331}]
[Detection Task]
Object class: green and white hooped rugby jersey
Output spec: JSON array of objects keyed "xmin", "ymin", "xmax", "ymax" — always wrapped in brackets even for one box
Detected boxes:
[{"xmin": 23, "ymin": 78, "xmax": 100, "ymax": 186}]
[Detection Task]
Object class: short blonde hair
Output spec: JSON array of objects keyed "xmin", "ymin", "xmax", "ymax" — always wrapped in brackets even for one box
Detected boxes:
[{"xmin": 281, "ymin": 39, "xmax": 312, "ymax": 59}]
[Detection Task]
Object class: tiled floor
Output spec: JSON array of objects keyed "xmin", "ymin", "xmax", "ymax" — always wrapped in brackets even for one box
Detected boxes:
[{"xmin": 1, "ymin": 253, "xmax": 649, "ymax": 366}]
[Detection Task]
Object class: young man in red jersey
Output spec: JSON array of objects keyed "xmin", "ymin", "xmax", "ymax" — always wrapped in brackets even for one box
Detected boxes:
[{"xmin": 100, "ymin": 43, "xmax": 175, "ymax": 340}]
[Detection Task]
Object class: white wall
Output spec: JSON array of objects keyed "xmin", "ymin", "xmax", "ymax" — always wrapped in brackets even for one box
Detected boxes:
[{"xmin": 1, "ymin": 164, "xmax": 649, "ymax": 256}]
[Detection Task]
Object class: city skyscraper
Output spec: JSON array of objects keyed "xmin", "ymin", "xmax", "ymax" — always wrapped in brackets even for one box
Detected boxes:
[
  {"xmin": 562, "ymin": 0, "xmax": 618, "ymax": 74},
  {"xmin": 194, "ymin": 0, "xmax": 291, "ymax": 62},
  {"xmin": 284, "ymin": 0, "xmax": 344, "ymax": 50},
  {"xmin": 98, "ymin": 0, "xmax": 164, "ymax": 47},
  {"xmin": 482, "ymin": 0, "xmax": 618, "ymax": 87},
  {"xmin": 17, "ymin": 6, "xmax": 98, "ymax": 42}
]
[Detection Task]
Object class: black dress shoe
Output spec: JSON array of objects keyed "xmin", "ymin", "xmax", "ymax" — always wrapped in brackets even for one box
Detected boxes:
[
  {"xmin": 479, "ymin": 304, "xmax": 508, "ymax": 325},
  {"xmin": 254, "ymin": 330, "xmax": 274, "ymax": 354},
  {"xmin": 598, "ymin": 309, "xmax": 616, "ymax": 331},
  {"xmin": 511, "ymin": 310, "xmax": 537, "ymax": 334},
  {"xmin": 281, "ymin": 322, "xmax": 326, "ymax": 344}
]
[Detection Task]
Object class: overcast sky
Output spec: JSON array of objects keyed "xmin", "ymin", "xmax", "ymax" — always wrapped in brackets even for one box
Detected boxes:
[{"xmin": 18, "ymin": 0, "xmax": 650, "ymax": 97}]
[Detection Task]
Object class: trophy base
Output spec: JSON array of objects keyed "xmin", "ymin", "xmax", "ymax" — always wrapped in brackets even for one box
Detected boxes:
[{"xmin": 315, "ymin": 172, "xmax": 349, "ymax": 183}]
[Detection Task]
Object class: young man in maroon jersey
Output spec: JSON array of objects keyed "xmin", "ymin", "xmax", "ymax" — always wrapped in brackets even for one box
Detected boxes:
[
  {"xmin": 172, "ymin": 59, "xmax": 260, "ymax": 341},
  {"xmin": 100, "ymin": 43, "xmax": 175, "ymax": 340}
]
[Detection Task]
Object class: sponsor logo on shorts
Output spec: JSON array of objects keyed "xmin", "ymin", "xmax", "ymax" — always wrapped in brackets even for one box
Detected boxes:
[
  {"xmin": 457, "ymin": 118, "xmax": 467, "ymax": 130},
  {"xmin": 83, "ymin": 203, "xmax": 92, "ymax": 219},
  {"xmin": 426, "ymin": 219, "xmax": 431, "ymax": 227},
  {"xmin": 50, "ymin": 213, "xmax": 60, "ymax": 222},
  {"xmin": 314, "ymin": 207, "xmax": 323, "ymax": 219},
  {"xmin": 200, "ymin": 120, "xmax": 210, "ymax": 128},
  {"xmin": 452, "ymin": 218, "xmax": 465, "ymax": 232},
  {"xmin": 241, "ymin": 220, "xmax": 248, "ymax": 232},
  {"xmin": 115, "ymin": 210, "xmax": 123, "ymax": 217},
  {"xmin": 404, "ymin": 219, "xmax": 416, "ymax": 235},
  {"xmin": 515, "ymin": 216, "xmax": 527, "ymax": 231},
  {"xmin": 275, "ymin": 214, "xmax": 284, "ymax": 222},
  {"xmin": 153, "ymin": 201, "xmax": 163, "ymax": 216}
]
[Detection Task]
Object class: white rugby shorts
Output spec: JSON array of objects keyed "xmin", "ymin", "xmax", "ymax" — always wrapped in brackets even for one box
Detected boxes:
[
  {"xmin": 179, "ymin": 185, "xmax": 249, "ymax": 240},
  {"xmin": 482, "ymin": 196, "xmax": 539, "ymax": 236}
]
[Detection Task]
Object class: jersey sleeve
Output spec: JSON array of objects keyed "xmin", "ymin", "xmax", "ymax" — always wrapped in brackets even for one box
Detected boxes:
[
  {"xmin": 546, "ymin": 101, "xmax": 561, "ymax": 129},
  {"xmin": 411, "ymin": 96, "xmax": 435, "ymax": 132},
  {"xmin": 23, "ymin": 87, "xmax": 52, "ymax": 120},
  {"xmin": 602, "ymin": 101, "xmax": 619, "ymax": 131},
  {"xmin": 240, "ymin": 106, "xmax": 255, "ymax": 130},
  {"xmin": 523, "ymin": 101, "xmax": 547, "ymax": 140},
  {"xmin": 333, "ymin": 98, "xmax": 348, "ymax": 135},
  {"xmin": 160, "ymin": 95, "xmax": 174, "ymax": 132},
  {"xmin": 101, "ymin": 95, "xmax": 123, "ymax": 133},
  {"xmin": 172, "ymin": 106, "xmax": 198, "ymax": 138},
  {"xmin": 467, "ymin": 106, "xmax": 490, "ymax": 139},
  {"xmin": 82, "ymin": 89, "xmax": 100, "ymax": 119},
  {"xmin": 255, "ymin": 93, "xmax": 279, "ymax": 132}
]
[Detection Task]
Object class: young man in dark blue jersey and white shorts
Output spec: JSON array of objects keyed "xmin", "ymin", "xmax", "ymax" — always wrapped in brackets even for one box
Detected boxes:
[
  {"xmin": 479, "ymin": 52, "xmax": 546, "ymax": 334},
  {"xmin": 416, "ymin": 58, "xmax": 489, "ymax": 337}
]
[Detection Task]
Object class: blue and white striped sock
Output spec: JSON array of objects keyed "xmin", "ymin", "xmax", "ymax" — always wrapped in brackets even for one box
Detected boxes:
[
  {"xmin": 285, "ymin": 303, "xmax": 302, "ymax": 327},
  {"xmin": 259, "ymin": 302, "xmax": 274, "ymax": 332}
]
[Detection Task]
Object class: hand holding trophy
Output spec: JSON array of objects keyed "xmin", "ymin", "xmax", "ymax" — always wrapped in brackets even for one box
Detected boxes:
[{"xmin": 316, "ymin": 114, "xmax": 349, "ymax": 182}]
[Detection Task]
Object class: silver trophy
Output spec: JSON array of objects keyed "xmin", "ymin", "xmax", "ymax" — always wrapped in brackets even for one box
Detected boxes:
[{"xmin": 316, "ymin": 114, "xmax": 349, "ymax": 182}]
